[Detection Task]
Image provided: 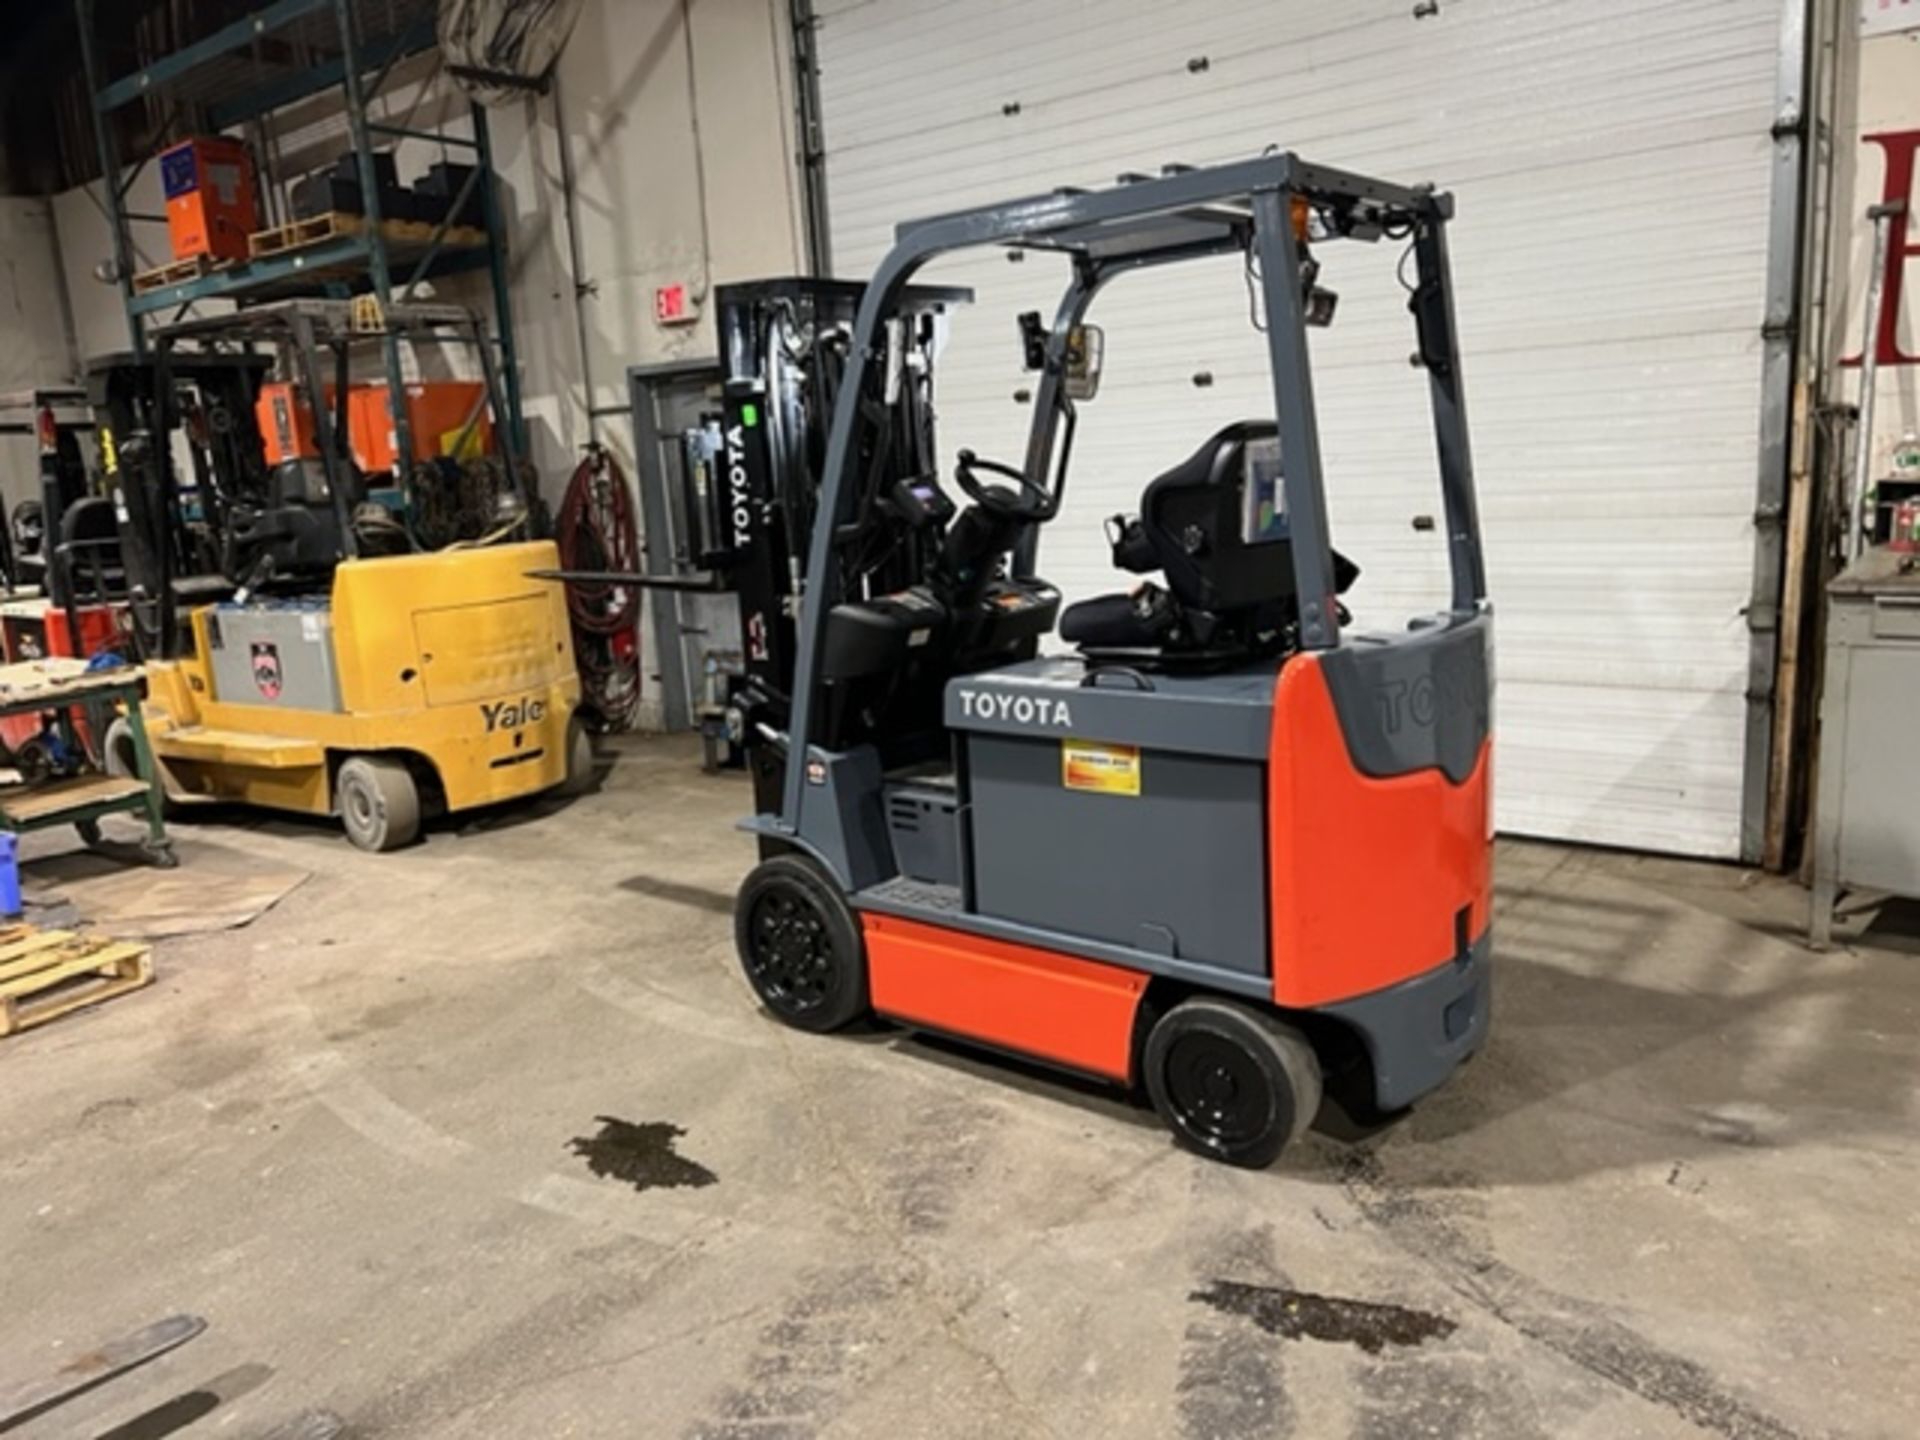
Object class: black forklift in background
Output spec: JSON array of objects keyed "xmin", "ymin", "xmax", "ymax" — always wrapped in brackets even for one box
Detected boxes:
[{"xmin": 669, "ymin": 278, "xmax": 976, "ymax": 792}]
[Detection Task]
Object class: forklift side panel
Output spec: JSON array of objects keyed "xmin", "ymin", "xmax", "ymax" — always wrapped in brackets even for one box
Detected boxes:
[
  {"xmin": 965, "ymin": 733, "xmax": 1268, "ymax": 973},
  {"xmin": 1268, "ymin": 654, "xmax": 1492, "ymax": 1010},
  {"xmin": 863, "ymin": 912, "xmax": 1147, "ymax": 1083}
]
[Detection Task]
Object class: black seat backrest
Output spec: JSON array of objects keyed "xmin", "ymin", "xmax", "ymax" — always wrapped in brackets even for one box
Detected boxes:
[{"xmin": 1131, "ymin": 420, "xmax": 1292, "ymax": 614}]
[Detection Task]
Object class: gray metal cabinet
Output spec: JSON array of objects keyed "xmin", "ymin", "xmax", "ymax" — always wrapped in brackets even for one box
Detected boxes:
[{"xmin": 1811, "ymin": 549, "xmax": 1920, "ymax": 945}]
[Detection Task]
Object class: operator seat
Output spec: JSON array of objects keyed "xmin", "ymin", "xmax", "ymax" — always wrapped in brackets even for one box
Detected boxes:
[{"xmin": 1059, "ymin": 420, "xmax": 1356, "ymax": 666}]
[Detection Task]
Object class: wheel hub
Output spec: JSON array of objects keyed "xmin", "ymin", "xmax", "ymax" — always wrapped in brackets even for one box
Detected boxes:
[
  {"xmin": 1164, "ymin": 1033, "xmax": 1273, "ymax": 1146},
  {"xmin": 749, "ymin": 892, "xmax": 831, "ymax": 1008}
]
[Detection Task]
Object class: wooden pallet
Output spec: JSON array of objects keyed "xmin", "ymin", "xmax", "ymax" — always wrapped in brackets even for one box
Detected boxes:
[
  {"xmin": 248, "ymin": 211, "xmax": 488, "ymax": 260},
  {"xmin": 0, "ymin": 924, "xmax": 152, "ymax": 1038},
  {"xmin": 130, "ymin": 254, "xmax": 231, "ymax": 294},
  {"xmin": 248, "ymin": 209, "xmax": 365, "ymax": 257},
  {"xmin": 0, "ymin": 773, "xmax": 150, "ymax": 825}
]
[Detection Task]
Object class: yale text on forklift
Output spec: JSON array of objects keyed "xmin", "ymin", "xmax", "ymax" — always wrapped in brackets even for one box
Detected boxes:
[{"xmin": 481, "ymin": 697, "xmax": 548, "ymax": 733}]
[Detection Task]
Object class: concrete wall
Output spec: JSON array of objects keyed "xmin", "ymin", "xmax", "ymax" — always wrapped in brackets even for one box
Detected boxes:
[
  {"xmin": 0, "ymin": 197, "xmax": 80, "ymax": 522},
  {"xmin": 54, "ymin": 164, "xmax": 176, "ymax": 368},
  {"xmin": 1829, "ymin": 17, "xmax": 1920, "ymax": 477},
  {"xmin": 488, "ymin": 0, "xmax": 807, "ymax": 480}
]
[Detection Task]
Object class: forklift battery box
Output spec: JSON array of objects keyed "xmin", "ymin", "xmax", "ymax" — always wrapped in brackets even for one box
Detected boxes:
[
  {"xmin": 159, "ymin": 137, "xmax": 259, "ymax": 262},
  {"xmin": 206, "ymin": 601, "xmax": 342, "ymax": 711},
  {"xmin": 255, "ymin": 382, "xmax": 337, "ymax": 465},
  {"xmin": 347, "ymin": 382, "xmax": 492, "ymax": 474},
  {"xmin": 946, "ymin": 657, "xmax": 1276, "ymax": 977}
]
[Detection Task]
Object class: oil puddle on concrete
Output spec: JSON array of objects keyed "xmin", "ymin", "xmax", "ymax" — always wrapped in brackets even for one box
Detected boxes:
[
  {"xmin": 568, "ymin": 1117, "xmax": 718, "ymax": 1192},
  {"xmin": 1191, "ymin": 1279, "xmax": 1456, "ymax": 1356}
]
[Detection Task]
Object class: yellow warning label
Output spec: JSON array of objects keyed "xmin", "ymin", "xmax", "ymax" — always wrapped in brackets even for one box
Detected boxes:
[
  {"xmin": 1062, "ymin": 740, "xmax": 1141, "ymax": 796},
  {"xmin": 100, "ymin": 426, "xmax": 118, "ymax": 475}
]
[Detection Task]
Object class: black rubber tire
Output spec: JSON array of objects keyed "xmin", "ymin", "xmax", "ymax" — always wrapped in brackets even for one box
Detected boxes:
[
  {"xmin": 103, "ymin": 716, "xmax": 174, "ymax": 818},
  {"xmin": 734, "ymin": 854, "xmax": 868, "ymax": 1033},
  {"xmin": 103, "ymin": 716, "xmax": 145, "ymax": 778},
  {"xmin": 557, "ymin": 714, "xmax": 596, "ymax": 797},
  {"xmin": 335, "ymin": 755, "xmax": 421, "ymax": 852},
  {"xmin": 1143, "ymin": 997, "xmax": 1323, "ymax": 1169}
]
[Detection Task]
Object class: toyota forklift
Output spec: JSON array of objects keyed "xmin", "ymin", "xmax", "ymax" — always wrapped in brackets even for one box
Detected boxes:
[{"xmin": 727, "ymin": 153, "xmax": 1492, "ymax": 1167}]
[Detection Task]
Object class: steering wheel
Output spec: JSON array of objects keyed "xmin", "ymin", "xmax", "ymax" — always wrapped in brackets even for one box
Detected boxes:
[{"xmin": 955, "ymin": 449, "xmax": 1056, "ymax": 520}]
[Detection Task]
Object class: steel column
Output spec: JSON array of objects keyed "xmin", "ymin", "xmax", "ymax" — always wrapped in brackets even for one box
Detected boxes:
[
  {"xmin": 335, "ymin": 0, "xmax": 414, "ymax": 469},
  {"xmin": 1742, "ymin": 0, "xmax": 1815, "ymax": 864},
  {"xmin": 472, "ymin": 102, "xmax": 527, "ymax": 454},
  {"xmin": 1249, "ymin": 187, "xmax": 1339, "ymax": 651},
  {"xmin": 1412, "ymin": 209, "xmax": 1488, "ymax": 611},
  {"xmin": 75, "ymin": 0, "xmax": 142, "ymax": 358}
]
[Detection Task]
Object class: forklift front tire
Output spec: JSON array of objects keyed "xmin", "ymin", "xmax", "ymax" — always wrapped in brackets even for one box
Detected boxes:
[
  {"xmin": 734, "ymin": 855, "xmax": 868, "ymax": 1033},
  {"xmin": 103, "ymin": 716, "xmax": 173, "ymax": 819},
  {"xmin": 1144, "ymin": 998, "xmax": 1323, "ymax": 1169},
  {"xmin": 336, "ymin": 756, "xmax": 421, "ymax": 852}
]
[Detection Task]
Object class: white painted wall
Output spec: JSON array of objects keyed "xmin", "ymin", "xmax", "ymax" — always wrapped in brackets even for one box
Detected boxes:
[{"xmin": 488, "ymin": 0, "xmax": 807, "ymax": 481}]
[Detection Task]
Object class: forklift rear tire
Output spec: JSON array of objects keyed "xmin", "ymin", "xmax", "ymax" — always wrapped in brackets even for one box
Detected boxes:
[
  {"xmin": 336, "ymin": 756, "xmax": 421, "ymax": 852},
  {"xmin": 557, "ymin": 715, "xmax": 596, "ymax": 797},
  {"xmin": 734, "ymin": 854, "xmax": 868, "ymax": 1033},
  {"xmin": 1144, "ymin": 998, "xmax": 1323, "ymax": 1169}
]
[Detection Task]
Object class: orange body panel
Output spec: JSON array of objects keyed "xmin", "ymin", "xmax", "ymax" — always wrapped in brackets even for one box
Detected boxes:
[
  {"xmin": 1267, "ymin": 657, "xmax": 1492, "ymax": 1008},
  {"xmin": 161, "ymin": 138, "xmax": 258, "ymax": 262},
  {"xmin": 863, "ymin": 913, "xmax": 1147, "ymax": 1082},
  {"xmin": 347, "ymin": 382, "xmax": 492, "ymax": 473},
  {"xmin": 256, "ymin": 383, "xmax": 333, "ymax": 465}
]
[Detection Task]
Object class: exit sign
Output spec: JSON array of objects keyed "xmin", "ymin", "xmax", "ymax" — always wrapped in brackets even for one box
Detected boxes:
[{"xmin": 654, "ymin": 283, "xmax": 697, "ymax": 325}]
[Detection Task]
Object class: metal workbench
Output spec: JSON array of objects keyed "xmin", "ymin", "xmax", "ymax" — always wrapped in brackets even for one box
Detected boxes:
[{"xmin": 1810, "ymin": 548, "xmax": 1920, "ymax": 945}]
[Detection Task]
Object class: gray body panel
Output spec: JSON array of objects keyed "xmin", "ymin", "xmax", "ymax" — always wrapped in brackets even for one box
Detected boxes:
[
  {"xmin": 1320, "ymin": 611, "xmax": 1491, "ymax": 783},
  {"xmin": 1811, "ymin": 551, "xmax": 1920, "ymax": 943},
  {"xmin": 948, "ymin": 656, "xmax": 1275, "ymax": 976},
  {"xmin": 1320, "ymin": 930, "xmax": 1491, "ymax": 1110},
  {"xmin": 964, "ymin": 734, "xmax": 1268, "ymax": 974},
  {"xmin": 883, "ymin": 778, "xmax": 963, "ymax": 887},
  {"xmin": 206, "ymin": 604, "xmax": 342, "ymax": 711}
]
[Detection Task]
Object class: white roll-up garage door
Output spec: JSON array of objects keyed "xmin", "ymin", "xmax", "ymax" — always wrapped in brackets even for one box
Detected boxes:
[{"xmin": 812, "ymin": 0, "xmax": 1783, "ymax": 858}]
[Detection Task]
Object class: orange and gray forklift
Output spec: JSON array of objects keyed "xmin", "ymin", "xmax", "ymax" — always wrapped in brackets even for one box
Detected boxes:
[{"xmin": 722, "ymin": 153, "xmax": 1492, "ymax": 1167}]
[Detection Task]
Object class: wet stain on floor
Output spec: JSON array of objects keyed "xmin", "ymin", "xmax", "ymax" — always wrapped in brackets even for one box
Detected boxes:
[
  {"xmin": 1191, "ymin": 1279, "xmax": 1457, "ymax": 1356},
  {"xmin": 568, "ymin": 1117, "xmax": 718, "ymax": 1192}
]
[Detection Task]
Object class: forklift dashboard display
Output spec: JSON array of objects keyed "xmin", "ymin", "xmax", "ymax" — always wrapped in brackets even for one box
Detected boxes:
[
  {"xmin": 1241, "ymin": 435, "xmax": 1288, "ymax": 543},
  {"xmin": 890, "ymin": 475, "xmax": 955, "ymax": 528}
]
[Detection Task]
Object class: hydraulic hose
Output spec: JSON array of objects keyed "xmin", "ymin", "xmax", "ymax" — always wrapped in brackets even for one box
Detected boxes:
[{"xmin": 555, "ymin": 444, "xmax": 641, "ymax": 729}]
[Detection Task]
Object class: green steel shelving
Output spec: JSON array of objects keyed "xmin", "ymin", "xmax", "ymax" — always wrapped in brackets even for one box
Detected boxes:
[{"xmin": 73, "ymin": 0, "xmax": 526, "ymax": 461}]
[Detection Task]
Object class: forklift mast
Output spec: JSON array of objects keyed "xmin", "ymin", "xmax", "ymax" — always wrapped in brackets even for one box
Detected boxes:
[{"xmin": 705, "ymin": 279, "xmax": 971, "ymax": 782}]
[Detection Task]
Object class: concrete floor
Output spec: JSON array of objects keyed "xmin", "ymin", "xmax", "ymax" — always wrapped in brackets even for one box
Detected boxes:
[{"xmin": 2, "ymin": 733, "xmax": 1914, "ymax": 1440}]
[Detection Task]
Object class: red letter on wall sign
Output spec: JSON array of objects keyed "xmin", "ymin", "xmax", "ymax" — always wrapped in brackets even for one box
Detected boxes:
[{"xmin": 1848, "ymin": 128, "xmax": 1920, "ymax": 368}]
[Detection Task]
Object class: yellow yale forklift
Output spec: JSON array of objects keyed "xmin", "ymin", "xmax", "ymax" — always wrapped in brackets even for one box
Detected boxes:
[{"xmin": 97, "ymin": 300, "xmax": 589, "ymax": 850}]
